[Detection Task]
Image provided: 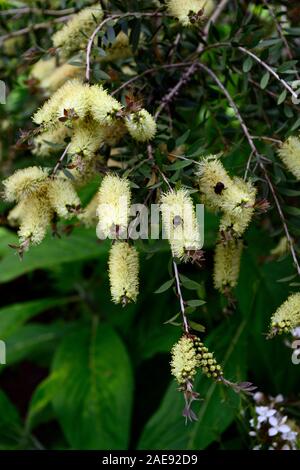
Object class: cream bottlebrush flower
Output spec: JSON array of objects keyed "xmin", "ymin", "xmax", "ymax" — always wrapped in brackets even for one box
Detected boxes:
[
  {"xmin": 33, "ymin": 80, "xmax": 89, "ymax": 126},
  {"xmin": 96, "ymin": 174, "xmax": 131, "ymax": 239},
  {"xmin": 3, "ymin": 166, "xmax": 49, "ymax": 202},
  {"xmin": 40, "ymin": 63, "xmax": 84, "ymax": 93},
  {"xmin": 57, "ymin": 80, "xmax": 91, "ymax": 120},
  {"xmin": 68, "ymin": 122, "xmax": 104, "ymax": 158},
  {"xmin": 101, "ymin": 31, "xmax": 132, "ymax": 62},
  {"xmin": 47, "ymin": 177, "xmax": 81, "ymax": 218},
  {"xmin": 269, "ymin": 293, "xmax": 300, "ymax": 336},
  {"xmin": 18, "ymin": 194, "xmax": 53, "ymax": 245},
  {"xmin": 31, "ymin": 57, "xmax": 56, "ymax": 84},
  {"xmin": 167, "ymin": 0, "xmax": 215, "ymax": 26},
  {"xmin": 52, "ymin": 5, "xmax": 103, "ymax": 58},
  {"xmin": 213, "ymin": 239, "xmax": 243, "ymax": 293},
  {"xmin": 108, "ymin": 242, "xmax": 139, "ymax": 304},
  {"xmin": 219, "ymin": 177, "xmax": 257, "ymax": 236},
  {"xmin": 160, "ymin": 188, "xmax": 202, "ymax": 260},
  {"xmin": 33, "ymin": 80, "xmax": 81, "ymax": 126},
  {"xmin": 7, "ymin": 200, "xmax": 26, "ymax": 227},
  {"xmin": 79, "ymin": 193, "xmax": 98, "ymax": 227},
  {"xmin": 197, "ymin": 156, "xmax": 232, "ymax": 211},
  {"xmin": 32, "ymin": 125, "xmax": 71, "ymax": 157},
  {"xmin": 278, "ymin": 136, "xmax": 300, "ymax": 180},
  {"xmin": 170, "ymin": 335, "xmax": 199, "ymax": 385},
  {"xmin": 125, "ymin": 109, "xmax": 157, "ymax": 142},
  {"xmin": 89, "ymin": 85, "xmax": 122, "ymax": 125}
]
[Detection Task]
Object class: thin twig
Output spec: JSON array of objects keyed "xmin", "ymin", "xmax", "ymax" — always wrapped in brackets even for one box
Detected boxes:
[
  {"xmin": 262, "ymin": 0, "xmax": 300, "ymax": 80},
  {"xmin": 85, "ymin": 11, "xmax": 168, "ymax": 82},
  {"xmin": 111, "ymin": 62, "xmax": 193, "ymax": 96},
  {"xmin": 155, "ymin": 0, "xmax": 231, "ymax": 118},
  {"xmin": 51, "ymin": 144, "xmax": 70, "ymax": 176},
  {"xmin": 251, "ymin": 135, "xmax": 283, "ymax": 145},
  {"xmin": 156, "ymin": 166, "xmax": 172, "ymax": 190},
  {"xmin": 197, "ymin": 62, "xmax": 300, "ymax": 278},
  {"xmin": 0, "ymin": 15, "xmax": 73, "ymax": 44},
  {"xmin": 0, "ymin": 7, "xmax": 78, "ymax": 17},
  {"xmin": 237, "ymin": 46, "xmax": 298, "ymax": 100},
  {"xmin": 173, "ymin": 260, "xmax": 190, "ymax": 334}
]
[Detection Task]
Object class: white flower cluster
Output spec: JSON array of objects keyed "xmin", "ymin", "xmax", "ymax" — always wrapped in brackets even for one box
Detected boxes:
[{"xmin": 249, "ymin": 392, "xmax": 299, "ymax": 450}]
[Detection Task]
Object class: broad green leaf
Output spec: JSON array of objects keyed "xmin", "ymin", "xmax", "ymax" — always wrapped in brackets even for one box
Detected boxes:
[
  {"xmin": 26, "ymin": 373, "xmax": 62, "ymax": 431},
  {"xmin": 0, "ymin": 228, "xmax": 18, "ymax": 257},
  {"xmin": 138, "ymin": 317, "xmax": 247, "ymax": 450},
  {"xmin": 0, "ymin": 389, "xmax": 21, "ymax": 428},
  {"xmin": 51, "ymin": 322, "xmax": 133, "ymax": 450},
  {"xmin": 0, "ymin": 228, "xmax": 109, "ymax": 283},
  {"xmin": 3, "ymin": 322, "xmax": 73, "ymax": 368},
  {"xmin": 0, "ymin": 297, "xmax": 72, "ymax": 339},
  {"xmin": 0, "ymin": 389, "xmax": 22, "ymax": 450}
]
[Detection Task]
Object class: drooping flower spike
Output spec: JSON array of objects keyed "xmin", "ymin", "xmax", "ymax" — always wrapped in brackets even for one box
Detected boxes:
[{"xmin": 108, "ymin": 242, "xmax": 139, "ymax": 305}]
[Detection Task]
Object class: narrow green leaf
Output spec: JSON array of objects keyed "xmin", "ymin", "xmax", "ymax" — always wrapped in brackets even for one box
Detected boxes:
[
  {"xmin": 175, "ymin": 130, "xmax": 190, "ymax": 147},
  {"xmin": 260, "ymin": 72, "xmax": 270, "ymax": 89},
  {"xmin": 179, "ymin": 274, "xmax": 202, "ymax": 291},
  {"xmin": 154, "ymin": 278, "xmax": 174, "ymax": 294},
  {"xmin": 186, "ymin": 299, "xmax": 206, "ymax": 307},
  {"xmin": 243, "ymin": 56, "xmax": 253, "ymax": 73},
  {"xmin": 277, "ymin": 89, "xmax": 287, "ymax": 105}
]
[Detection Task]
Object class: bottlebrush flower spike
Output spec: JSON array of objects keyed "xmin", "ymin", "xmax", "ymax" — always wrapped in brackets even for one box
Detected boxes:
[
  {"xmin": 68, "ymin": 122, "xmax": 104, "ymax": 159},
  {"xmin": 197, "ymin": 155, "xmax": 232, "ymax": 211},
  {"xmin": 278, "ymin": 136, "xmax": 300, "ymax": 181},
  {"xmin": 56, "ymin": 80, "xmax": 90, "ymax": 121},
  {"xmin": 18, "ymin": 194, "xmax": 53, "ymax": 245},
  {"xmin": 269, "ymin": 293, "xmax": 300, "ymax": 337},
  {"xmin": 108, "ymin": 242, "xmax": 139, "ymax": 304},
  {"xmin": 39, "ymin": 63, "xmax": 84, "ymax": 93},
  {"xmin": 89, "ymin": 85, "xmax": 122, "ymax": 125},
  {"xmin": 125, "ymin": 109, "xmax": 156, "ymax": 142},
  {"xmin": 171, "ymin": 334, "xmax": 223, "ymax": 384},
  {"xmin": 218, "ymin": 177, "xmax": 256, "ymax": 237},
  {"xmin": 167, "ymin": 0, "xmax": 215, "ymax": 26},
  {"xmin": 52, "ymin": 5, "xmax": 103, "ymax": 59},
  {"xmin": 3, "ymin": 166, "xmax": 49, "ymax": 202},
  {"xmin": 160, "ymin": 188, "xmax": 202, "ymax": 261},
  {"xmin": 198, "ymin": 157, "xmax": 256, "ymax": 237},
  {"xmin": 47, "ymin": 177, "xmax": 81, "ymax": 219},
  {"xmin": 171, "ymin": 335, "xmax": 199, "ymax": 384},
  {"xmin": 33, "ymin": 80, "xmax": 85, "ymax": 127},
  {"xmin": 101, "ymin": 31, "xmax": 132, "ymax": 62},
  {"xmin": 96, "ymin": 174, "xmax": 131, "ymax": 239},
  {"xmin": 213, "ymin": 239, "xmax": 243, "ymax": 293}
]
